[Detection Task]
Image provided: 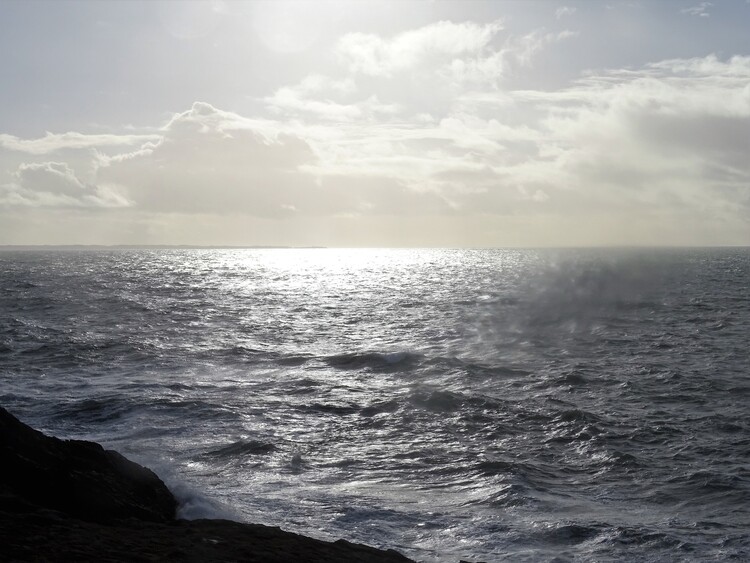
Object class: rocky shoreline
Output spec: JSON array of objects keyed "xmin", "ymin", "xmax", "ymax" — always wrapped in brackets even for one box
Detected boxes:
[{"xmin": 0, "ymin": 406, "xmax": 413, "ymax": 562}]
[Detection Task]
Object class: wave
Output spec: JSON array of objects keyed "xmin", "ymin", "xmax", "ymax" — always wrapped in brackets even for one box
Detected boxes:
[
  {"xmin": 607, "ymin": 525, "xmax": 683, "ymax": 549},
  {"xmin": 296, "ymin": 402, "xmax": 360, "ymax": 416},
  {"xmin": 54, "ymin": 397, "xmax": 135, "ymax": 423},
  {"xmin": 162, "ymin": 473, "xmax": 245, "ymax": 522},
  {"xmin": 203, "ymin": 439, "xmax": 276, "ymax": 459},
  {"xmin": 52, "ymin": 395, "xmax": 240, "ymax": 429},
  {"xmin": 531, "ymin": 523, "xmax": 602, "ymax": 545},
  {"xmin": 201, "ymin": 345, "xmax": 311, "ymax": 365},
  {"xmin": 407, "ymin": 389, "xmax": 465, "ymax": 413},
  {"xmin": 667, "ymin": 470, "xmax": 750, "ymax": 496},
  {"xmin": 360, "ymin": 399, "xmax": 400, "ymax": 417},
  {"xmin": 425, "ymin": 356, "xmax": 532, "ymax": 380},
  {"xmin": 323, "ymin": 351, "xmax": 422, "ymax": 372},
  {"xmin": 555, "ymin": 408, "xmax": 602, "ymax": 424},
  {"xmin": 483, "ymin": 483, "xmax": 530, "ymax": 508}
]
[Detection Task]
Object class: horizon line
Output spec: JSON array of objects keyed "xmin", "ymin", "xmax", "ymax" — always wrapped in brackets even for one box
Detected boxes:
[{"xmin": 1, "ymin": 244, "xmax": 749, "ymax": 251}]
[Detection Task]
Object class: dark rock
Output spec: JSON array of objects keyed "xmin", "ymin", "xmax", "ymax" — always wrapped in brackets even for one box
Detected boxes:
[
  {"xmin": 0, "ymin": 406, "xmax": 177, "ymax": 523},
  {"xmin": 0, "ymin": 512, "xmax": 415, "ymax": 562}
]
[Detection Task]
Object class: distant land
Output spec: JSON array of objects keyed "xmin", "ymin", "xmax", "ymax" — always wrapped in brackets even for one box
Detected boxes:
[
  {"xmin": 0, "ymin": 245, "xmax": 328, "ymax": 250},
  {"xmin": 1, "ymin": 245, "xmax": 747, "ymax": 251}
]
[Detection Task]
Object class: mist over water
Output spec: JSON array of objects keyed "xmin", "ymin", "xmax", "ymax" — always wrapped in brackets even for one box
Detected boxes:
[{"xmin": 1, "ymin": 248, "xmax": 748, "ymax": 562}]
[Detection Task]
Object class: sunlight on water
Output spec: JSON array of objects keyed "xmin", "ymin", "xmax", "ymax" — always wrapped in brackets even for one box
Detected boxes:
[
  {"xmin": 218, "ymin": 248, "xmax": 455, "ymax": 275},
  {"xmin": 1, "ymin": 248, "xmax": 748, "ymax": 562}
]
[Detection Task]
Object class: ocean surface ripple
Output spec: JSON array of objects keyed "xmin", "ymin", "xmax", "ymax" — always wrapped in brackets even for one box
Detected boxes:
[{"xmin": 1, "ymin": 248, "xmax": 748, "ymax": 562}]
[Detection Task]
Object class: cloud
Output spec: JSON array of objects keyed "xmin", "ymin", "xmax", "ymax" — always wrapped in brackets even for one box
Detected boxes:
[
  {"xmin": 266, "ymin": 87, "xmax": 364, "ymax": 120},
  {"xmin": 505, "ymin": 29, "xmax": 578, "ymax": 68},
  {"xmin": 526, "ymin": 55, "xmax": 750, "ymax": 221},
  {"xmin": 438, "ymin": 27, "xmax": 576, "ymax": 91},
  {"xmin": 0, "ymin": 132, "xmax": 159, "ymax": 155},
  {"xmin": 680, "ymin": 2, "xmax": 713, "ymax": 17},
  {"xmin": 264, "ymin": 75, "xmax": 399, "ymax": 121},
  {"xmin": 1, "ymin": 161, "xmax": 130, "ymax": 208},
  {"xmin": 281, "ymin": 19, "xmax": 577, "ymax": 130},
  {"xmin": 649, "ymin": 54, "xmax": 750, "ymax": 83},
  {"xmin": 97, "ymin": 50, "xmax": 749, "ymax": 232},
  {"xmin": 334, "ymin": 20, "xmax": 574, "ymax": 92},
  {"xmin": 96, "ymin": 102, "xmax": 452, "ymax": 218},
  {"xmin": 1, "ymin": 26, "xmax": 749, "ymax": 246},
  {"xmin": 336, "ymin": 20, "xmax": 504, "ymax": 77},
  {"xmin": 96, "ymin": 102, "xmax": 317, "ymax": 216},
  {"xmin": 555, "ymin": 6, "xmax": 577, "ymax": 19}
]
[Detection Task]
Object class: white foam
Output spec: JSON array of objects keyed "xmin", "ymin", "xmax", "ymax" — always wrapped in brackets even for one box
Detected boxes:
[
  {"xmin": 122, "ymin": 453, "xmax": 244, "ymax": 522},
  {"xmin": 171, "ymin": 479, "xmax": 243, "ymax": 521}
]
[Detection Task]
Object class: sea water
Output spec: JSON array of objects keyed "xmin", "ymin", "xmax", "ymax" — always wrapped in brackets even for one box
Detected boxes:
[{"xmin": 1, "ymin": 248, "xmax": 748, "ymax": 562}]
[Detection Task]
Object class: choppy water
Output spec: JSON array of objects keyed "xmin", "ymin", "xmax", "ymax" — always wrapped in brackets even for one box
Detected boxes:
[{"xmin": 1, "ymin": 248, "xmax": 748, "ymax": 562}]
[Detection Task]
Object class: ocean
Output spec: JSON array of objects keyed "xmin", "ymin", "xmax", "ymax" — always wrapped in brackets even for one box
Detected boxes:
[{"xmin": 1, "ymin": 247, "xmax": 748, "ymax": 562}]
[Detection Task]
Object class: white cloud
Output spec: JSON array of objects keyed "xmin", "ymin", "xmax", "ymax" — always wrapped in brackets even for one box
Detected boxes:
[
  {"xmin": 161, "ymin": 101, "xmax": 277, "ymax": 136},
  {"xmin": 504, "ymin": 29, "xmax": 577, "ymax": 68},
  {"xmin": 0, "ymin": 132, "xmax": 159, "ymax": 155},
  {"xmin": 555, "ymin": 6, "xmax": 577, "ymax": 19},
  {"xmin": 650, "ymin": 54, "xmax": 750, "ymax": 81},
  {"xmin": 334, "ymin": 20, "xmax": 574, "ymax": 92},
  {"xmin": 527, "ymin": 55, "xmax": 750, "ymax": 221},
  {"xmin": 94, "ymin": 102, "xmax": 452, "ymax": 218},
  {"xmin": 336, "ymin": 20, "xmax": 504, "ymax": 77},
  {"xmin": 96, "ymin": 102, "xmax": 317, "ymax": 216},
  {"xmin": 681, "ymin": 2, "xmax": 713, "ymax": 17},
  {"xmin": 460, "ymin": 30, "xmax": 575, "ymax": 88},
  {"xmin": 1, "ymin": 161, "xmax": 130, "ymax": 208},
  {"xmin": 95, "ymin": 52, "xmax": 750, "ymax": 232},
  {"xmin": 266, "ymin": 87, "xmax": 364, "ymax": 120},
  {"xmin": 264, "ymin": 75, "xmax": 398, "ymax": 121}
]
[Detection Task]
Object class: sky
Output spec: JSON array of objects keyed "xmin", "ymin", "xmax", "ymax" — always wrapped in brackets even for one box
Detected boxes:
[{"xmin": 1, "ymin": 0, "xmax": 749, "ymax": 247}]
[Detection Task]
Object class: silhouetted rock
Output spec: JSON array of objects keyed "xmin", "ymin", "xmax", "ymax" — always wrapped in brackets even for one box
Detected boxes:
[
  {"xmin": 0, "ymin": 406, "xmax": 177, "ymax": 523},
  {"xmin": 0, "ymin": 407, "xmax": 413, "ymax": 562}
]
